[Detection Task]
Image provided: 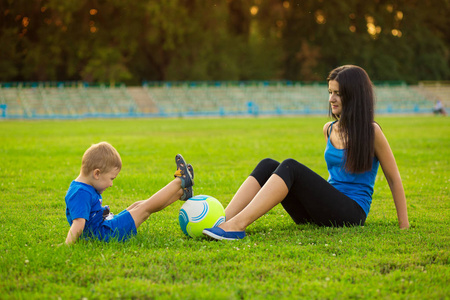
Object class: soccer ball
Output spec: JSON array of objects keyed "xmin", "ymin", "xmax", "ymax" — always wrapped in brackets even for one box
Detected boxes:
[{"xmin": 179, "ymin": 195, "xmax": 226, "ymax": 238}]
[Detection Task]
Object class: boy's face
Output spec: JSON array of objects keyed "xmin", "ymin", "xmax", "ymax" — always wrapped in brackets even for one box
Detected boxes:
[{"xmin": 93, "ymin": 167, "xmax": 120, "ymax": 194}]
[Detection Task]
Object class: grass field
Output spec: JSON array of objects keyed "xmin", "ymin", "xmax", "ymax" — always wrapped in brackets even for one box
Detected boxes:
[{"xmin": 0, "ymin": 116, "xmax": 449, "ymax": 299}]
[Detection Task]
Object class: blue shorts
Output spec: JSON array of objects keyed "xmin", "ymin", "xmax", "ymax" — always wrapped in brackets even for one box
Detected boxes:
[{"xmin": 99, "ymin": 210, "xmax": 137, "ymax": 242}]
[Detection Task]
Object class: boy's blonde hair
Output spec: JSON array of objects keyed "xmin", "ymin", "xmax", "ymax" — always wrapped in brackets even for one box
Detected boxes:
[{"xmin": 81, "ymin": 142, "xmax": 122, "ymax": 176}]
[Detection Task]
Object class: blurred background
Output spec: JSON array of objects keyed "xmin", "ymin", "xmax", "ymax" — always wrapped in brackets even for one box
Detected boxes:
[
  {"xmin": 0, "ymin": 0, "xmax": 449, "ymax": 118},
  {"xmin": 1, "ymin": 0, "xmax": 449, "ymax": 84}
]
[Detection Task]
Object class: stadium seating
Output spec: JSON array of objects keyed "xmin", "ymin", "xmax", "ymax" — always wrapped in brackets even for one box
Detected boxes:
[
  {"xmin": 0, "ymin": 81, "xmax": 442, "ymax": 119},
  {"xmin": 0, "ymin": 83, "xmax": 137, "ymax": 118},
  {"xmin": 418, "ymin": 81, "xmax": 450, "ymax": 107}
]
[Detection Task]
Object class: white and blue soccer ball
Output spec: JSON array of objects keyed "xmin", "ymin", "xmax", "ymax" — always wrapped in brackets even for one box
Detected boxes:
[{"xmin": 179, "ymin": 195, "xmax": 226, "ymax": 238}]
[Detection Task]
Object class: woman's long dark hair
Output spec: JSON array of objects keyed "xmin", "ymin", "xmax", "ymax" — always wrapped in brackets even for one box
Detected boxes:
[{"xmin": 327, "ymin": 65, "xmax": 375, "ymax": 173}]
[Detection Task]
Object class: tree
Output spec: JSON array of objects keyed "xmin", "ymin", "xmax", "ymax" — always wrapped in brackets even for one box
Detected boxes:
[{"xmin": 0, "ymin": 0, "xmax": 448, "ymax": 83}]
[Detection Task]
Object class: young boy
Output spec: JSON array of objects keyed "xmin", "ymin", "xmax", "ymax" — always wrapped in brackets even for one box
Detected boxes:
[{"xmin": 65, "ymin": 142, "xmax": 193, "ymax": 245}]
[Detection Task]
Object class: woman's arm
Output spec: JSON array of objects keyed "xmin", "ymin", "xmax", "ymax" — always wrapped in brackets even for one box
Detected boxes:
[
  {"xmin": 374, "ymin": 124, "xmax": 410, "ymax": 229},
  {"xmin": 65, "ymin": 218, "xmax": 86, "ymax": 245}
]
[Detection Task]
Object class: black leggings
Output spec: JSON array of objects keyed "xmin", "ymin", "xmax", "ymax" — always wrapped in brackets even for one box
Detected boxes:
[{"xmin": 249, "ymin": 158, "xmax": 366, "ymax": 227}]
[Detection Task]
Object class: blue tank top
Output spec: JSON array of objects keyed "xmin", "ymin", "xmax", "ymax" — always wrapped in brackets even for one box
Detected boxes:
[{"xmin": 324, "ymin": 122, "xmax": 379, "ymax": 216}]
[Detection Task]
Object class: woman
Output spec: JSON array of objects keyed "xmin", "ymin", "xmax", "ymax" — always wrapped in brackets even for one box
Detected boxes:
[{"xmin": 203, "ymin": 65, "xmax": 410, "ymax": 240}]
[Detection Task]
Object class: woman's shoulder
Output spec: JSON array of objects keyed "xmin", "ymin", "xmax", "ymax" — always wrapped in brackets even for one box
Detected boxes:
[
  {"xmin": 323, "ymin": 121, "xmax": 334, "ymax": 138},
  {"xmin": 323, "ymin": 121, "xmax": 334, "ymax": 129},
  {"xmin": 372, "ymin": 122, "xmax": 383, "ymax": 137}
]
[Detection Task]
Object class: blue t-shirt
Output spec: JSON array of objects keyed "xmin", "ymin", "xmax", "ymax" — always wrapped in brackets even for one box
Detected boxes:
[
  {"xmin": 65, "ymin": 181, "xmax": 108, "ymax": 240},
  {"xmin": 324, "ymin": 124, "xmax": 380, "ymax": 216}
]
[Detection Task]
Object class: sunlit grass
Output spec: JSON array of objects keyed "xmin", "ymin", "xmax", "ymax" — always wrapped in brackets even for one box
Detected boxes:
[{"xmin": 0, "ymin": 116, "xmax": 449, "ymax": 299}]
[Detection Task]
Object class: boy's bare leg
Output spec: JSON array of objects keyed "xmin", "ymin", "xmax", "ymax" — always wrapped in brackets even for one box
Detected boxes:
[
  {"xmin": 128, "ymin": 178, "xmax": 184, "ymax": 228},
  {"xmin": 224, "ymin": 176, "xmax": 262, "ymax": 220},
  {"xmin": 221, "ymin": 174, "xmax": 288, "ymax": 232},
  {"xmin": 126, "ymin": 200, "xmax": 144, "ymax": 210}
]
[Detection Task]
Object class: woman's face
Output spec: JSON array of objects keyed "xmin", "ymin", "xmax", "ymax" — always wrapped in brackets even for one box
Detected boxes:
[{"xmin": 328, "ymin": 80, "xmax": 342, "ymax": 116}]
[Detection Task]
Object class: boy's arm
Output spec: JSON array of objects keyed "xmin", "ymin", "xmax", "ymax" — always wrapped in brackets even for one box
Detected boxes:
[{"xmin": 65, "ymin": 218, "xmax": 86, "ymax": 245}]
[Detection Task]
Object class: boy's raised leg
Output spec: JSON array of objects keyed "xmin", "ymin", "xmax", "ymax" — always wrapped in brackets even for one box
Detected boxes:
[{"xmin": 127, "ymin": 178, "xmax": 184, "ymax": 228}]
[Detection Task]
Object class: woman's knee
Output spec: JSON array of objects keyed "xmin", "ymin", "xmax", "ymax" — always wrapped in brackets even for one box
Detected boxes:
[
  {"xmin": 280, "ymin": 158, "xmax": 312, "ymax": 172},
  {"xmin": 250, "ymin": 158, "xmax": 280, "ymax": 186},
  {"xmin": 281, "ymin": 158, "xmax": 299, "ymax": 166},
  {"xmin": 275, "ymin": 158, "xmax": 310, "ymax": 188},
  {"xmin": 258, "ymin": 158, "xmax": 280, "ymax": 170}
]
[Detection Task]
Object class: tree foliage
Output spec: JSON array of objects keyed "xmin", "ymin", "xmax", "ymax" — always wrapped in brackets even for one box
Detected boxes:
[{"xmin": 0, "ymin": 0, "xmax": 448, "ymax": 84}]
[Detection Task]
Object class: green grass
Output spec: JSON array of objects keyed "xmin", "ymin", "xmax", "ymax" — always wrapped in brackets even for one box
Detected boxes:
[{"xmin": 0, "ymin": 116, "xmax": 449, "ymax": 299}]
